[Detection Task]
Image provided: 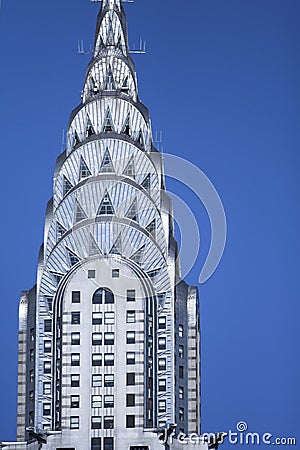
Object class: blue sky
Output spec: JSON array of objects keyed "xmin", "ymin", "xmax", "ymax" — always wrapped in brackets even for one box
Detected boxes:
[{"xmin": 0, "ymin": 0, "xmax": 299, "ymax": 447}]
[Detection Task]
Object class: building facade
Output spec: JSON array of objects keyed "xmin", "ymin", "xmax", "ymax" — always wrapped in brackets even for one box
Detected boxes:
[{"xmin": 2, "ymin": 1, "xmax": 206, "ymax": 449}]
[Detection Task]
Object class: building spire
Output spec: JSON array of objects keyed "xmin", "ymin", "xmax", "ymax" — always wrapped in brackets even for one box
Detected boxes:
[{"xmin": 102, "ymin": 0, "xmax": 122, "ymax": 10}]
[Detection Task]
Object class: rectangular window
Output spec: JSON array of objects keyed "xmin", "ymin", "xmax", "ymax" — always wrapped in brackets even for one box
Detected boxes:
[
  {"xmin": 158, "ymin": 317, "xmax": 166, "ymax": 329},
  {"xmin": 91, "ymin": 437, "xmax": 101, "ymax": 450},
  {"xmin": 30, "ymin": 349, "xmax": 35, "ymax": 362},
  {"xmin": 44, "ymin": 319, "xmax": 52, "ymax": 332},
  {"xmin": 179, "ymin": 324, "xmax": 184, "ymax": 338},
  {"xmin": 158, "ymin": 379, "xmax": 166, "ymax": 392},
  {"xmin": 158, "ymin": 399, "xmax": 166, "ymax": 413},
  {"xmin": 179, "ymin": 345, "xmax": 184, "ymax": 358},
  {"xmin": 92, "ymin": 312, "xmax": 102, "ymax": 325},
  {"xmin": 71, "ymin": 374, "xmax": 80, "ymax": 387},
  {"xmin": 30, "ymin": 328, "xmax": 35, "ymax": 341},
  {"xmin": 91, "ymin": 416, "xmax": 102, "ymax": 429},
  {"xmin": 92, "ymin": 395, "xmax": 102, "ymax": 408},
  {"xmin": 43, "ymin": 382, "xmax": 51, "ymax": 395},
  {"xmin": 92, "ymin": 374, "xmax": 102, "ymax": 387},
  {"xmin": 44, "ymin": 341, "xmax": 51, "ymax": 353},
  {"xmin": 126, "ymin": 331, "xmax": 135, "ymax": 344},
  {"xmin": 104, "ymin": 312, "xmax": 114, "ymax": 325},
  {"xmin": 92, "ymin": 354, "xmax": 102, "ymax": 366},
  {"xmin": 179, "ymin": 407, "xmax": 184, "ymax": 421},
  {"xmin": 88, "ymin": 270, "xmax": 96, "ymax": 279},
  {"xmin": 104, "ymin": 395, "xmax": 114, "ymax": 408},
  {"xmin": 112, "ymin": 269, "xmax": 119, "ymax": 278},
  {"xmin": 104, "ymin": 332, "xmax": 114, "ymax": 345},
  {"xmin": 43, "ymin": 362, "xmax": 51, "ymax": 374},
  {"xmin": 71, "ymin": 353, "xmax": 80, "ymax": 366},
  {"xmin": 126, "ymin": 394, "xmax": 135, "ymax": 407},
  {"xmin": 158, "ymin": 358, "xmax": 166, "ymax": 371},
  {"xmin": 43, "ymin": 403, "xmax": 51, "ymax": 416},
  {"xmin": 92, "ymin": 332, "xmax": 102, "ymax": 345},
  {"xmin": 126, "ymin": 311, "xmax": 136, "ymax": 323},
  {"xmin": 126, "ymin": 372, "xmax": 135, "ymax": 386},
  {"xmin": 71, "ymin": 332, "xmax": 80, "ymax": 345},
  {"xmin": 179, "ymin": 365, "xmax": 184, "ymax": 378},
  {"xmin": 126, "ymin": 352, "xmax": 135, "ymax": 365},
  {"xmin": 71, "ymin": 312, "xmax": 80, "ymax": 325},
  {"xmin": 29, "ymin": 390, "xmax": 34, "ymax": 402},
  {"xmin": 29, "ymin": 411, "xmax": 34, "ymax": 425},
  {"xmin": 71, "ymin": 395, "xmax": 80, "ymax": 408},
  {"xmin": 70, "ymin": 416, "xmax": 79, "ymax": 429},
  {"xmin": 126, "ymin": 415, "xmax": 135, "ymax": 428},
  {"xmin": 126, "ymin": 289, "xmax": 136, "ymax": 302},
  {"xmin": 104, "ymin": 353, "xmax": 114, "ymax": 366},
  {"xmin": 71, "ymin": 291, "xmax": 80, "ymax": 303},
  {"xmin": 158, "ymin": 337, "xmax": 166, "ymax": 350},
  {"xmin": 104, "ymin": 416, "xmax": 114, "ymax": 429},
  {"xmin": 179, "ymin": 386, "xmax": 184, "ymax": 399},
  {"xmin": 104, "ymin": 437, "xmax": 114, "ymax": 450},
  {"xmin": 104, "ymin": 374, "xmax": 114, "ymax": 387}
]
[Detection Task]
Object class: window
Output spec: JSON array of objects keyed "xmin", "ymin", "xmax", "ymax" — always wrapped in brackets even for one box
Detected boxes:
[
  {"xmin": 71, "ymin": 312, "xmax": 80, "ymax": 325},
  {"xmin": 149, "ymin": 377, "xmax": 153, "ymax": 390},
  {"xmin": 179, "ymin": 324, "xmax": 184, "ymax": 337},
  {"xmin": 104, "ymin": 312, "xmax": 114, "ymax": 325},
  {"xmin": 70, "ymin": 416, "xmax": 79, "ymax": 429},
  {"xmin": 43, "ymin": 362, "xmax": 51, "ymax": 374},
  {"xmin": 92, "ymin": 289, "xmax": 103, "ymax": 304},
  {"xmin": 71, "ymin": 374, "xmax": 80, "ymax": 387},
  {"xmin": 92, "ymin": 332, "xmax": 102, "ymax": 345},
  {"xmin": 179, "ymin": 407, "xmax": 184, "ymax": 421},
  {"xmin": 44, "ymin": 319, "xmax": 52, "ymax": 332},
  {"xmin": 104, "ymin": 437, "xmax": 114, "ymax": 450},
  {"xmin": 104, "ymin": 374, "xmax": 114, "ymax": 387},
  {"xmin": 127, "ymin": 289, "xmax": 135, "ymax": 302},
  {"xmin": 91, "ymin": 416, "xmax": 102, "ymax": 429},
  {"xmin": 104, "ymin": 332, "xmax": 114, "ymax": 345},
  {"xmin": 71, "ymin": 353, "xmax": 80, "ymax": 366},
  {"xmin": 126, "ymin": 331, "xmax": 135, "ymax": 344},
  {"xmin": 112, "ymin": 269, "xmax": 119, "ymax": 278},
  {"xmin": 43, "ymin": 382, "xmax": 51, "ymax": 395},
  {"xmin": 126, "ymin": 415, "xmax": 135, "ymax": 428},
  {"xmin": 30, "ymin": 328, "xmax": 35, "ymax": 341},
  {"xmin": 92, "ymin": 374, "xmax": 102, "ymax": 387},
  {"xmin": 158, "ymin": 399, "xmax": 166, "ymax": 413},
  {"xmin": 126, "ymin": 352, "xmax": 135, "ymax": 365},
  {"xmin": 29, "ymin": 390, "xmax": 34, "ymax": 402},
  {"xmin": 179, "ymin": 345, "xmax": 184, "ymax": 358},
  {"xmin": 30, "ymin": 349, "xmax": 35, "ymax": 362},
  {"xmin": 104, "ymin": 353, "xmax": 114, "ymax": 366},
  {"xmin": 71, "ymin": 395, "xmax": 80, "ymax": 408},
  {"xmin": 104, "ymin": 416, "xmax": 114, "ymax": 429},
  {"xmin": 126, "ymin": 394, "xmax": 135, "ymax": 407},
  {"xmin": 71, "ymin": 332, "xmax": 80, "ymax": 345},
  {"xmin": 92, "ymin": 395, "xmax": 102, "ymax": 408},
  {"xmin": 92, "ymin": 354, "xmax": 102, "ymax": 366},
  {"xmin": 126, "ymin": 311, "xmax": 136, "ymax": 323},
  {"xmin": 130, "ymin": 447, "xmax": 149, "ymax": 450},
  {"xmin": 88, "ymin": 270, "xmax": 96, "ymax": 279},
  {"xmin": 158, "ymin": 379, "xmax": 166, "ymax": 392},
  {"xmin": 179, "ymin": 386, "xmax": 184, "ymax": 399},
  {"xmin": 72, "ymin": 291, "xmax": 80, "ymax": 303},
  {"xmin": 158, "ymin": 337, "xmax": 166, "ymax": 350},
  {"xmin": 179, "ymin": 365, "xmax": 184, "ymax": 379},
  {"xmin": 98, "ymin": 191, "xmax": 115, "ymax": 213},
  {"xmin": 91, "ymin": 438, "xmax": 101, "ymax": 450},
  {"xmin": 43, "ymin": 403, "xmax": 51, "ymax": 415},
  {"xmin": 44, "ymin": 341, "xmax": 51, "ymax": 353},
  {"xmin": 105, "ymin": 289, "xmax": 114, "ymax": 304},
  {"xmin": 104, "ymin": 395, "xmax": 114, "ymax": 408},
  {"xmin": 29, "ymin": 411, "xmax": 34, "ymax": 425},
  {"xmin": 158, "ymin": 358, "xmax": 166, "ymax": 371},
  {"xmin": 127, "ymin": 373, "xmax": 135, "ymax": 386},
  {"xmin": 158, "ymin": 317, "xmax": 166, "ymax": 329},
  {"xmin": 92, "ymin": 312, "xmax": 102, "ymax": 325}
]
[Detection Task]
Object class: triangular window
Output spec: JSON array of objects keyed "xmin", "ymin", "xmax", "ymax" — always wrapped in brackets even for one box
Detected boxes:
[
  {"xmin": 121, "ymin": 113, "xmax": 131, "ymax": 136},
  {"xmin": 50, "ymin": 271, "xmax": 63, "ymax": 285},
  {"xmin": 97, "ymin": 191, "xmax": 115, "ymax": 215},
  {"xmin": 89, "ymin": 233, "xmax": 101, "ymax": 256},
  {"xmin": 146, "ymin": 219, "xmax": 156, "ymax": 238},
  {"xmin": 122, "ymin": 156, "xmax": 135, "ymax": 178},
  {"xmin": 66, "ymin": 247, "xmax": 80, "ymax": 267},
  {"xmin": 74, "ymin": 201, "xmax": 87, "ymax": 223},
  {"xmin": 63, "ymin": 176, "xmax": 73, "ymax": 196},
  {"xmin": 109, "ymin": 233, "xmax": 122, "ymax": 255},
  {"xmin": 137, "ymin": 129, "xmax": 144, "ymax": 147},
  {"xmin": 141, "ymin": 174, "xmax": 151, "ymax": 191},
  {"xmin": 117, "ymin": 35, "xmax": 123, "ymax": 51},
  {"xmin": 125, "ymin": 198, "xmax": 138, "ymax": 221},
  {"xmin": 102, "ymin": 108, "xmax": 114, "ymax": 132},
  {"xmin": 106, "ymin": 18, "xmax": 115, "ymax": 46},
  {"xmin": 86, "ymin": 115, "xmax": 95, "ymax": 137},
  {"xmin": 56, "ymin": 222, "xmax": 67, "ymax": 241},
  {"xmin": 79, "ymin": 156, "xmax": 92, "ymax": 179},
  {"xmin": 90, "ymin": 77, "xmax": 99, "ymax": 95},
  {"xmin": 147, "ymin": 268, "xmax": 161, "ymax": 279},
  {"xmin": 104, "ymin": 66, "xmax": 116, "ymax": 91},
  {"xmin": 100, "ymin": 148, "xmax": 114, "ymax": 173},
  {"xmin": 121, "ymin": 76, "xmax": 129, "ymax": 93},
  {"xmin": 130, "ymin": 245, "xmax": 145, "ymax": 264},
  {"xmin": 73, "ymin": 130, "xmax": 80, "ymax": 148}
]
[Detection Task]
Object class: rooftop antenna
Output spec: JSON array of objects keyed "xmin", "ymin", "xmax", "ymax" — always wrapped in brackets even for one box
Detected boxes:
[
  {"xmin": 78, "ymin": 40, "xmax": 94, "ymax": 55},
  {"xmin": 90, "ymin": 0, "xmax": 134, "ymax": 3},
  {"xmin": 155, "ymin": 130, "xmax": 163, "ymax": 152},
  {"xmin": 61, "ymin": 129, "xmax": 65, "ymax": 152},
  {"xmin": 130, "ymin": 37, "xmax": 146, "ymax": 54}
]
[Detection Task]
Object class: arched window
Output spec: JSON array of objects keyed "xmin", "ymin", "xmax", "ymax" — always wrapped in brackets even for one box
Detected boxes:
[{"xmin": 92, "ymin": 288, "xmax": 114, "ymax": 304}]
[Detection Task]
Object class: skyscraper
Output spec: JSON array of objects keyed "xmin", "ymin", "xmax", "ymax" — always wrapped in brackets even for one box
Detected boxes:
[{"xmin": 2, "ymin": 1, "xmax": 205, "ymax": 449}]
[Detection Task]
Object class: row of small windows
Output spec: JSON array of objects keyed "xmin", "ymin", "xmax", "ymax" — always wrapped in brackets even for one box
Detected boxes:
[
  {"xmin": 70, "ymin": 415, "xmax": 136, "ymax": 430},
  {"xmin": 71, "ymin": 310, "xmax": 138, "ymax": 325},
  {"xmin": 67, "ymin": 352, "xmax": 137, "ymax": 367},
  {"xmin": 66, "ymin": 393, "xmax": 137, "ymax": 410},
  {"xmin": 70, "ymin": 331, "xmax": 136, "ymax": 346},
  {"xmin": 72, "ymin": 289, "xmax": 135, "ymax": 304},
  {"xmin": 69, "ymin": 372, "xmax": 136, "ymax": 388}
]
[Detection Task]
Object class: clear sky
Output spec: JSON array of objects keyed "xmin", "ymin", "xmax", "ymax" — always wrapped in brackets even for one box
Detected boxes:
[{"xmin": 0, "ymin": 0, "xmax": 299, "ymax": 447}]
